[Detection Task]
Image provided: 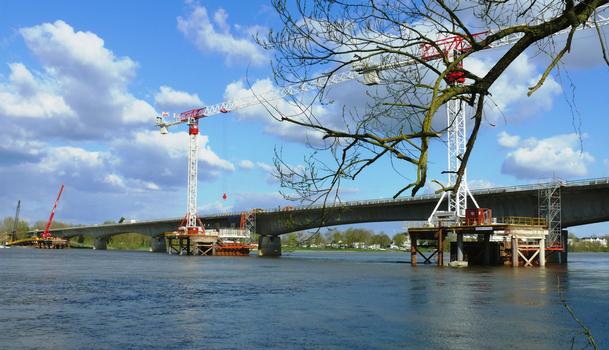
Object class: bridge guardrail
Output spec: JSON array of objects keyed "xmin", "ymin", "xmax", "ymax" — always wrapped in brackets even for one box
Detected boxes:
[
  {"xmin": 253, "ymin": 176, "xmax": 609, "ymax": 214},
  {"xmin": 50, "ymin": 177, "xmax": 609, "ymax": 230}
]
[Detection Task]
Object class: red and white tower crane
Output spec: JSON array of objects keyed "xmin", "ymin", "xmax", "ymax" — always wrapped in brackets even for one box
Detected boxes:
[{"xmin": 156, "ymin": 6, "xmax": 609, "ymax": 240}]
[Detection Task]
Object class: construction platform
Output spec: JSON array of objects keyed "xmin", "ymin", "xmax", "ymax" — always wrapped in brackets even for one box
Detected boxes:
[
  {"xmin": 408, "ymin": 217, "xmax": 549, "ymax": 268},
  {"xmin": 6, "ymin": 237, "xmax": 68, "ymax": 249},
  {"xmin": 164, "ymin": 232, "xmax": 254, "ymax": 256}
]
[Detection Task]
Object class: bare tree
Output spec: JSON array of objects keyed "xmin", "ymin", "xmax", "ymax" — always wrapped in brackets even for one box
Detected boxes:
[{"xmin": 257, "ymin": 0, "xmax": 609, "ymax": 205}]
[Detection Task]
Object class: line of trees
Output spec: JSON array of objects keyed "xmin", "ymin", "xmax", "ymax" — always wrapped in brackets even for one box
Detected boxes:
[
  {"xmin": 0, "ymin": 216, "xmax": 149, "ymax": 250},
  {"xmin": 568, "ymin": 234, "xmax": 609, "ymax": 252},
  {"xmin": 284, "ymin": 228, "xmax": 409, "ymax": 249},
  {"xmin": 0, "ymin": 216, "xmax": 73, "ymax": 241}
]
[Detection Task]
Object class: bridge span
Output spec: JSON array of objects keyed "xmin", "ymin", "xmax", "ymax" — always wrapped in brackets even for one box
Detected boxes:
[{"xmin": 46, "ymin": 177, "xmax": 609, "ymax": 253}]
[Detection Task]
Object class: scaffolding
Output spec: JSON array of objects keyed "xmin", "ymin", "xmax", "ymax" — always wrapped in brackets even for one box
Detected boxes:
[
  {"xmin": 240, "ymin": 211, "xmax": 256, "ymax": 241},
  {"xmin": 538, "ymin": 180, "xmax": 562, "ymax": 249}
]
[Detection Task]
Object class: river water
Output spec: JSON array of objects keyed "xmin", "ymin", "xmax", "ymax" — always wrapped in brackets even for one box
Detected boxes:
[{"xmin": 0, "ymin": 248, "xmax": 608, "ymax": 350}]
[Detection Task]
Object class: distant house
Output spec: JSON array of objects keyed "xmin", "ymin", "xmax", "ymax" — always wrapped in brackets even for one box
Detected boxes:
[
  {"xmin": 580, "ymin": 236, "xmax": 608, "ymax": 247},
  {"xmin": 353, "ymin": 242, "xmax": 367, "ymax": 249}
]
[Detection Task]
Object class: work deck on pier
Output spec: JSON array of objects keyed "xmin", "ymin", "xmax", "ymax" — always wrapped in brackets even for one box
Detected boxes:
[
  {"xmin": 408, "ymin": 223, "xmax": 547, "ymax": 239},
  {"xmin": 408, "ymin": 219, "xmax": 549, "ymax": 267}
]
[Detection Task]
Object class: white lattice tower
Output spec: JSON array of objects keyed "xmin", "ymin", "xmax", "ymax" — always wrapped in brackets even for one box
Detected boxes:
[
  {"xmin": 446, "ymin": 98, "xmax": 469, "ymax": 218},
  {"xmin": 186, "ymin": 117, "xmax": 199, "ymax": 229}
]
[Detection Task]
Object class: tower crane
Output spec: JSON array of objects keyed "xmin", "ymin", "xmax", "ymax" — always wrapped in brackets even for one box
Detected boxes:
[{"xmin": 155, "ymin": 6, "xmax": 609, "ymax": 238}]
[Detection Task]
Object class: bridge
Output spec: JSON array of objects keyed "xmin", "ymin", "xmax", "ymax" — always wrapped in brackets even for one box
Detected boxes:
[{"xmin": 45, "ymin": 177, "xmax": 609, "ymax": 255}]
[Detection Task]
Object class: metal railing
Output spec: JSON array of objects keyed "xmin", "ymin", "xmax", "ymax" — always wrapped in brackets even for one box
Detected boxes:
[
  {"xmin": 48, "ymin": 177, "xmax": 609, "ymax": 230},
  {"xmin": 497, "ymin": 216, "xmax": 547, "ymax": 226},
  {"xmin": 251, "ymin": 176, "xmax": 609, "ymax": 215}
]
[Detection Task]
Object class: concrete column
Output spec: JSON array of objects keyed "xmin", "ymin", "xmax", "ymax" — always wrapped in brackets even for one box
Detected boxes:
[
  {"xmin": 539, "ymin": 237, "xmax": 546, "ymax": 267},
  {"xmin": 258, "ymin": 235, "xmax": 281, "ymax": 257},
  {"xmin": 93, "ymin": 237, "xmax": 108, "ymax": 250},
  {"xmin": 149, "ymin": 236, "xmax": 167, "ymax": 253},
  {"xmin": 483, "ymin": 234, "xmax": 490, "ymax": 266},
  {"xmin": 410, "ymin": 234, "xmax": 417, "ymax": 266},
  {"xmin": 456, "ymin": 232, "xmax": 464, "ymax": 262},
  {"xmin": 511, "ymin": 237, "xmax": 519, "ymax": 267},
  {"xmin": 437, "ymin": 230, "xmax": 443, "ymax": 266}
]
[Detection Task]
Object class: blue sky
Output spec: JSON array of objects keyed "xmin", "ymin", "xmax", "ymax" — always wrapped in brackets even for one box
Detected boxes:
[{"xmin": 0, "ymin": 1, "xmax": 607, "ymax": 236}]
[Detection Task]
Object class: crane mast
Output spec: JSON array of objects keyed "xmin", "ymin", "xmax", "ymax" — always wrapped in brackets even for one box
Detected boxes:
[
  {"xmin": 11, "ymin": 200, "xmax": 21, "ymax": 242},
  {"xmin": 156, "ymin": 6, "xmax": 609, "ymax": 236},
  {"xmin": 186, "ymin": 117, "xmax": 201, "ymax": 233}
]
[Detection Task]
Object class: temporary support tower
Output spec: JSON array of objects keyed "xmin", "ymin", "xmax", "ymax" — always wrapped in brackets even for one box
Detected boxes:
[{"xmin": 539, "ymin": 180, "xmax": 563, "ymax": 249}]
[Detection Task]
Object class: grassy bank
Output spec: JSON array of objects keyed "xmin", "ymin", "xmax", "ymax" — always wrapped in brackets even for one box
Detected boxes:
[{"xmin": 68, "ymin": 233, "xmax": 151, "ymax": 251}]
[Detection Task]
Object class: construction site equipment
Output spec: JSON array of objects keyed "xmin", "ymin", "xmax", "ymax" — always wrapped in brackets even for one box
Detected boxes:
[
  {"xmin": 465, "ymin": 208, "xmax": 492, "ymax": 226},
  {"xmin": 5, "ymin": 184, "xmax": 68, "ymax": 249},
  {"xmin": 42, "ymin": 184, "xmax": 64, "ymax": 240},
  {"xmin": 11, "ymin": 200, "xmax": 20, "ymax": 242},
  {"xmin": 539, "ymin": 180, "xmax": 563, "ymax": 249},
  {"xmin": 155, "ymin": 5, "xmax": 609, "ymax": 247}
]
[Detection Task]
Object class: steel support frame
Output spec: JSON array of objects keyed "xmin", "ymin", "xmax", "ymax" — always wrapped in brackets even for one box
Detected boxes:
[
  {"xmin": 446, "ymin": 98, "xmax": 468, "ymax": 219},
  {"xmin": 538, "ymin": 181, "xmax": 562, "ymax": 248},
  {"xmin": 513, "ymin": 237, "xmax": 547, "ymax": 267},
  {"xmin": 186, "ymin": 125, "xmax": 199, "ymax": 229},
  {"xmin": 429, "ymin": 90, "xmax": 478, "ymax": 224}
]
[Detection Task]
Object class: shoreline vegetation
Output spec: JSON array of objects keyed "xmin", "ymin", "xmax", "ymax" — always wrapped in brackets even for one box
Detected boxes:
[{"xmin": 2, "ymin": 217, "xmax": 608, "ymax": 252}]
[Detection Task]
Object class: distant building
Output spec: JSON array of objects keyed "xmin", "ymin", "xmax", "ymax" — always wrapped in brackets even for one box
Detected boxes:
[
  {"xmin": 353, "ymin": 242, "xmax": 367, "ymax": 249},
  {"xmin": 580, "ymin": 236, "xmax": 608, "ymax": 247}
]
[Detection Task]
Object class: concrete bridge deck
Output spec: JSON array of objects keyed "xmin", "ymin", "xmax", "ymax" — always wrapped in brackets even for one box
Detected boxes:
[{"xmin": 43, "ymin": 177, "xmax": 609, "ymax": 250}]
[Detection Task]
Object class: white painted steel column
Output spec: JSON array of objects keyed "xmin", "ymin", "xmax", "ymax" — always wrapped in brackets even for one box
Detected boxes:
[{"xmin": 539, "ymin": 237, "xmax": 546, "ymax": 267}]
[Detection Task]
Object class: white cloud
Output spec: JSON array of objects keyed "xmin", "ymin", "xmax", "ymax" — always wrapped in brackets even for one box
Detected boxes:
[
  {"xmin": 103, "ymin": 173, "xmax": 126, "ymax": 188},
  {"xmin": 130, "ymin": 130, "xmax": 234, "ymax": 171},
  {"xmin": 466, "ymin": 52, "xmax": 562, "ymax": 124},
  {"xmin": 38, "ymin": 146, "xmax": 107, "ymax": 174},
  {"xmin": 231, "ymin": 191, "xmax": 288, "ymax": 210},
  {"xmin": 1, "ymin": 20, "xmax": 158, "ymax": 140},
  {"xmin": 501, "ymin": 133, "xmax": 595, "ymax": 179},
  {"xmin": 224, "ymin": 79, "xmax": 328, "ymax": 143},
  {"xmin": 154, "ymin": 85, "xmax": 203, "ymax": 111},
  {"xmin": 604, "ymin": 159, "xmax": 609, "ymax": 174},
  {"xmin": 238, "ymin": 160, "xmax": 255, "ymax": 169},
  {"xmin": 177, "ymin": 3, "xmax": 266, "ymax": 66},
  {"xmin": 17, "ymin": 145, "xmax": 131, "ymax": 193},
  {"xmin": 198, "ymin": 200, "xmax": 233, "ymax": 214},
  {"xmin": 0, "ymin": 63, "xmax": 74, "ymax": 119},
  {"xmin": 468, "ymin": 179, "xmax": 495, "ymax": 190},
  {"xmin": 20, "ymin": 20, "xmax": 136, "ymax": 85},
  {"xmin": 256, "ymin": 162, "xmax": 273, "ymax": 173},
  {"xmin": 497, "ymin": 131, "xmax": 521, "ymax": 148},
  {"xmin": 111, "ymin": 130, "xmax": 234, "ymax": 189}
]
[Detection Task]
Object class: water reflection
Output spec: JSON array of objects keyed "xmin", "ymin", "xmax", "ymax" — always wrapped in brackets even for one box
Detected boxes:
[{"xmin": 0, "ymin": 249, "xmax": 607, "ymax": 349}]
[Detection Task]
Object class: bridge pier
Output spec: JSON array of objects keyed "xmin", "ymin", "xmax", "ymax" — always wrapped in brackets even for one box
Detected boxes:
[
  {"xmin": 258, "ymin": 235, "xmax": 281, "ymax": 257},
  {"xmin": 456, "ymin": 232, "xmax": 464, "ymax": 262},
  {"xmin": 93, "ymin": 237, "xmax": 108, "ymax": 250},
  {"xmin": 149, "ymin": 236, "xmax": 166, "ymax": 253}
]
